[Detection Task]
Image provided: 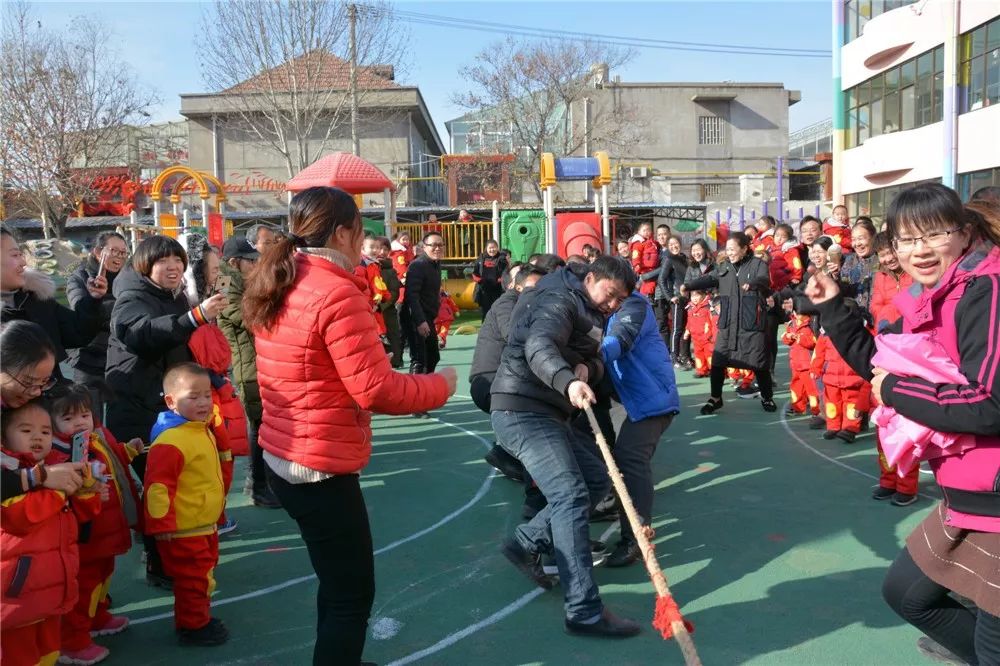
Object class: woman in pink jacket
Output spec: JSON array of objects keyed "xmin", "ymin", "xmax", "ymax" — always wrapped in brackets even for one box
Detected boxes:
[
  {"xmin": 806, "ymin": 183, "xmax": 1000, "ymax": 665},
  {"xmin": 243, "ymin": 187, "xmax": 457, "ymax": 666}
]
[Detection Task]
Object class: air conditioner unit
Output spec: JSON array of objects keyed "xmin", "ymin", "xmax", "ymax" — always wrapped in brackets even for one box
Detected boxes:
[{"xmin": 628, "ymin": 166, "xmax": 648, "ymax": 179}]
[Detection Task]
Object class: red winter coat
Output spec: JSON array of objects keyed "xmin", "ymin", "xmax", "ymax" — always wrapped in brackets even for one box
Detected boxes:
[
  {"xmin": 823, "ymin": 221, "xmax": 853, "ymax": 253},
  {"xmin": 435, "ymin": 292, "xmax": 459, "ymax": 329},
  {"xmin": 778, "ymin": 241, "xmax": 804, "ymax": 285},
  {"xmin": 254, "ymin": 252, "xmax": 451, "ymax": 475},
  {"xmin": 870, "ymin": 269, "xmax": 913, "ymax": 333},
  {"xmin": 1, "ymin": 451, "xmax": 101, "ymax": 629},
  {"xmin": 811, "ymin": 334, "xmax": 865, "ymax": 389},
  {"xmin": 781, "ymin": 314, "xmax": 816, "ymax": 372},
  {"xmin": 751, "ymin": 228, "xmax": 775, "ymax": 254},
  {"xmin": 47, "ymin": 427, "xmax": 141, "ymax": 560},
  {"xmin": 629, "ymin": 236, "xmax": 660, "ymax": 296},
  {"xmin": 685, "ymin": 298, "xmax": 714, "ymax": 346},
  {"xmin": 188, "ymin": 325, "xmax": 250, "ymax": 457}
]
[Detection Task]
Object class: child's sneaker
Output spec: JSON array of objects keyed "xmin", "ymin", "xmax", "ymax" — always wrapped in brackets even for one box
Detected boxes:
[
  {"xmin": 823, "ymin": 430, "xmax": 838, "ymax": 440},
  {"xmin": 58, "ymin": 643, "xmax": 109, "ymax": 665},
  {"xmin": 217, "ymin": 517, "xmax": 239, "ymax": 536},
  {"xmin": 872, "ymin": 486, "xmax": 896, "ymax": 501},
  {"xmin": 892, "ymin": 492, "xmax": 918, "ymax": 507},
  {"xmin": 836, "ymin": 430, "xmax": 857, "ymax": 443},
  {"xmin": 178, "ymin": 617, "xmax": 229, "ymax": 647},
  {"xmin": 808, "ymin": 416, "xmax": 826, "ymax": 430},
  {"xmin": 90, "ymin": 615, "xmax": 129, "ymax": 637}
]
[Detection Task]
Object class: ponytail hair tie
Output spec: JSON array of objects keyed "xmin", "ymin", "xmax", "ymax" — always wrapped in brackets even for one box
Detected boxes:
[{"xmin": 288, "ymin": 233, "xmax": 308, "ymax": 248}]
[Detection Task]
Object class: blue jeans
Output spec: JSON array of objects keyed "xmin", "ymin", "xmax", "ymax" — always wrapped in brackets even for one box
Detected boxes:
[{"xmin": 491, "ymin": 409, "xmax": 609, "ymax": 622}]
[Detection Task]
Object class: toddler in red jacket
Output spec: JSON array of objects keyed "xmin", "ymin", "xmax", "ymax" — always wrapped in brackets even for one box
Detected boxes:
[
  {"xmin": 435, "ymin": 289, "xmax": 460, "ymax": 349},
  {"xmin": 683, "ymin": 290, "xmax": 714, "ymax": 378},
  {"xmin": 628, "ymin": 222, "xmax": 661, "ymax": 298},
  {"xmin": 781, "ymin": 314, "xmax": 819, "ymax": 417},
  {"xmin": 1, "ymin": 399, "xmax": 102, "ymax": 666},
  {"xmin": 45, "ymin": 384, "xmax": 143, "ymax": 664},
  {"xmin": 811, "ymin": 327, "xmax": 867, "ymax": 442},
  {"xmin": 824, "ymin": 205, "xmax": 853, "ymax": 254}
]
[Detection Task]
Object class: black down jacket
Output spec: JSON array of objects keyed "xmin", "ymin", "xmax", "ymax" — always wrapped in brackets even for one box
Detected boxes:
[
  {"xmin": 66, "ymin": 257, "xmax": 119, "ymax": 378},
  {"xmin": 490, "ymin": 263, "xmax": 605, "ymax": 419},
  {"xmin": 403, "ymin": 255, "xmax": 441, "ymax": 327},
  {"xmin": 104, "ymin": 267, "xmax": 196, "ymax": 442},
  {"xmin": 686, "ymin": 254, "xmax": 771, "ymax": 369},
  {"xmin": 469, "ymin": 287, "xmax": 518, "ymax": 381}
]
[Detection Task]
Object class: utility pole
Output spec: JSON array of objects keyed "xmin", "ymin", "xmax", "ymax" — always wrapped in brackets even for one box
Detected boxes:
[{"xmin": 348, "ymin": 3, "xmax": 360, "ymax": 156}]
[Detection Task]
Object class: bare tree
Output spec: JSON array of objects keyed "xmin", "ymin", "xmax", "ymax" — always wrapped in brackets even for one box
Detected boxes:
[
  {"xmin": 198, "ymin": 0, "xmax": 409, "ymax": 179},
  {"xmin": 0, "ymin": 2, "xmax": 157, "ymax": 237},
  {"xmin": 453, "ymin": 38, "xmax": 640, "ymax": 201}
]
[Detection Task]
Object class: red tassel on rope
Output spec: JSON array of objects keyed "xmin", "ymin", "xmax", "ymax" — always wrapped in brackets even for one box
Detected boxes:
[{"xmin": 653, "ymin": 595, "xmax": 695, "ymax": 640}]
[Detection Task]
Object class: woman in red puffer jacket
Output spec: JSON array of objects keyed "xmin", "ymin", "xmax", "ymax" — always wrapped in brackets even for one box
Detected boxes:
[{"xmin": 243, "ymin": 187, "xmax": 456, "ymax": 666}]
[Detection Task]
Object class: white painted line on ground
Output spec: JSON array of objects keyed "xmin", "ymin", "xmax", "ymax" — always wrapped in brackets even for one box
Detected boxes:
[
  {"xmin": 779, "ymin": 402, "xmax": 938, "ymax": 502},
  {"xmin": 385, "ymin": 588, "xmax": 546, "ymax": 666},
  {"xmin": 130, "ymin": 402, "xmax": 496, "ymax": 626}
]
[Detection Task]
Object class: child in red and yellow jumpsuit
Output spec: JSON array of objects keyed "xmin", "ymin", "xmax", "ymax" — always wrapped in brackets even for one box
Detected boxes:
[
  {"xmin": 359, "ymin": 237, "xmax": 393, "ymax": 337},
  {"xmin": 46, "ymin": 384, "xmax": 143, "ymax": 664},
  {"xmin": 628, "ymin": 222, "xmax": 661, "ymax": 299},
  {"xmin": 144, "ymin": 363, "xmax": 229, "ymax": 646},
  {"xmin": 811, "ymin": 328, "xmax": 866, "ymax": 443},
  {"xmin": 435, "ymin": 290, "xmax": 460, "ymax": 349},
  {"xmin": 781, "ymin": 314, "xmax": 819, "ymax": 417},
  {"xmin": 684, "ymin": 290, "xmax": 714, "ymax": 378},
  {"xmin": 389, "ymin": 232, "xmax": 415, "ymax": 301},
  {"xmin": 2, "ymin": 399, "xmax": 102, "ymax": 666}
]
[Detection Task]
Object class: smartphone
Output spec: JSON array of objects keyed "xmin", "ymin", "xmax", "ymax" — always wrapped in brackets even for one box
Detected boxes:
[
  {"xmin": 214, "ymin": 274, "xmax": 232, "ymax": 296},
  {"xmin": 71, "ymin": 431, "xmax": 88, "ymax": 463}
]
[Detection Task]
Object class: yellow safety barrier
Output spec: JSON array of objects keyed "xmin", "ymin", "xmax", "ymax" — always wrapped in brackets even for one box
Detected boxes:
[{"xmin": 391, "ymin": 221, "xmax": 495, "ymax": 262}]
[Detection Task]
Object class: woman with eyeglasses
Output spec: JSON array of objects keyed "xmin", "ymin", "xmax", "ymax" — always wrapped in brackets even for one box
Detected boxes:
[
  {"xmin": 66, "ymin": 231, "xmax": 129, "ymax": 415},
  {"xmin": 0, "ymin": 226, "xmax": 107, "ymax": 379},
  {"xmin": 0, "ymin": 320, "xmax": 88, "ymax": 501},
  {"xmin": 806, "ymin": 183, "xmax": 1000, "ymax": 665}
]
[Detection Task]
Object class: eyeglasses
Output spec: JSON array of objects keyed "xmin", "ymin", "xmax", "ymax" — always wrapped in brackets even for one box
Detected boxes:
[
  {"xmin": 102, "ymin": 249, "xmax": 128, "ymax": 258},
  {"xmin": 892, "ymin": 228, "xmax": 961, "ymax": 253},
  {"xmin": 424, "ymin": 242, "xmax": 445, "ymax": 249},
  {"xmin": 9, "ymin": 373, "xmax": 57, "ymax": 393}
]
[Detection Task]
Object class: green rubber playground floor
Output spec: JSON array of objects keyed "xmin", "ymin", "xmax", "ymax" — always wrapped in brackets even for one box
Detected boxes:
[{"xmin": 103, "ymin": 331, "xmax": 940, "ymax": 665}]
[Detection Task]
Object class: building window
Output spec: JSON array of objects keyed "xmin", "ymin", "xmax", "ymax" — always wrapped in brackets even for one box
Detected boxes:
[
  {"xmin": 844, "ymin": 179, "xmax": 942, "ymax": 225},
  {"xmin": 844, "ymin": 0, "xmax": 918, "ymax": 44},
  {"xmin": 698, "ymin": 116, "xmax": 726, "ymax": 145},
  {"xmin": 960, "ymin": 17, "xmax": 1000, "ymax": 113},
  {"xmin": 844, "ymin": 45, "xmax": 944, "ymax": 149},
  {"xmin": 959, "ymin": 167, "xmax": 1000, "ymax": 201},
  {"xmin": 700, "ymin": 183, "xmax": 723, "ymax": 199}
]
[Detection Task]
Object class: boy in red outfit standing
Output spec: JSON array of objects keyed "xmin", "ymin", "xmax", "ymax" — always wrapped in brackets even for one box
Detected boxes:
[
  {"xmin": 824, "ymin": 205, "xmax": 854, "ymax": 254},
  {"xmin": 683, "ymin": 290, "xmax": 714, "ymax": 378},
  {"xmin": 1, "ymin": 400, "xmax": 102, "ymax": 666},
  {"xmin": 143, "ymin": 363, "xmax": 228, "ymax": 647},
  {"xmin": 435, "ymin": 289, "xmax": 460, "ymax": 349},
  {"xmin": 811, "ymin": 326, "xmax": 866, "ymax": 443},
  {"xmin": 781, "ymin": 314, "xmax": 819, "ymax": 417},
  {"xmin": 46, "ymin": 384, "xmax": 143, "ymax": 665}
]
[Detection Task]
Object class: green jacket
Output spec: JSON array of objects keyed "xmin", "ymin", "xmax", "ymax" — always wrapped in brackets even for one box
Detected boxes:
[{"xmin": 217, "ymin": 266, "xmax": 262, "ymax": 422}]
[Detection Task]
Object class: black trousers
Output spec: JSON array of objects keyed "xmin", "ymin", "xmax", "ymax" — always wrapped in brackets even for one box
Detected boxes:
[
  {"xmin": 247, "ymin": 417, "xmax": 267, "ymax": 491},
  {"xmin": 883, "ymin": 546, "xmax": 1000, "ymax": 665},
  {"xmin": 669, "ymin": 299, "xmax": 689, "ymax": 362},
  {"xmin": 266, "ymin": 469, "xmax": 375, "ymax": 666},
  {"xmin": 400, "ymin": 308, "xmax": 440, "ymax": 373},
  {"xmin": 653, "ymin": 300, "xmax": 671, "ymax": 346},
  {"xmin": 478, "ymin": 284, "xmax": 503, "ymax": 322},
  {"xmin": 709, "ymin": 351, "xmax": 773, "ymax": 400},
  {"xmin": 764, "ymin": 312, "xmax": 783, "ymax": 375}
]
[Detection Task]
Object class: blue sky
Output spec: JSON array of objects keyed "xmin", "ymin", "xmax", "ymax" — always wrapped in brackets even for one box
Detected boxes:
[{"xmin": 30, "ymin": 0, "xmax": 834, "ymax": 142}]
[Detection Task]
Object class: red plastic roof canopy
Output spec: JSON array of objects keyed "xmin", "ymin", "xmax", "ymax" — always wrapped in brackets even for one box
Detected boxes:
[{"xmin": 286, "ymin": 152, "xmax": 395, "ymax": 194}]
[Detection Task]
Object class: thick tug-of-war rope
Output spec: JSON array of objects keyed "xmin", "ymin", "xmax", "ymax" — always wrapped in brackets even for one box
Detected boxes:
[{"xmin": 583, "ymin": 406, "xmax": 702, "ymax": 666}]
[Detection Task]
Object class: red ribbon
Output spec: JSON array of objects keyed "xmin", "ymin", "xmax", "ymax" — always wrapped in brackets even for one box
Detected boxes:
[{"xmin": 653, "ymin": 595, "xmax": 694, "ymax": 640}]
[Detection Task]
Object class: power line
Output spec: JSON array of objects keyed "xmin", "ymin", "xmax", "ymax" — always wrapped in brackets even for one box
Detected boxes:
[{"xmin": 362, "ymin": 6, "xmax": 830, "ymax": 59}]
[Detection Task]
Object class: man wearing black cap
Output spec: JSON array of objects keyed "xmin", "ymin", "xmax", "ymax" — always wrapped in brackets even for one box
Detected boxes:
[{"xmin": 218, "ymin": 236, "xmax": 281, "ymax": 509}]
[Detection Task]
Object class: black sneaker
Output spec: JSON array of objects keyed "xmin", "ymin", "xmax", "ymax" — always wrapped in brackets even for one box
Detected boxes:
[
  {"xmin": 808, "ymin": 416, "xmax": 826, "ymax": 430},
  {"xmin": 916, "ymin": 636, "xmax": 966, "ymax": 665},
  {"xmin": 700, "ymin": 397, "xmax": 723, "ymax": 415},
  {"xmin": 252, "ymin": 487, "xmax": 282, "ymax": 509},
  {"xmin": 836, "ymin": 430, "xmax": 856, "ymax": 443},
  {"xmin": 501, "ymin": 538, "xmax": 554, "ymax": 590},
  {"xmin": 735, "ymin": 385, "xmax": 760, "ymax": 399},
  {"xmin": 823, "ymin": 430, "xmax": 838, "ymax": 440},
  {"xmin": 761, "ymin": 399, "xmax": 777, "ymax": 412},
  {"xmin": 606, "ymin": 540, "xmax": 641, "ymax": 568},
  {"xmin": 892, "ymin": 492, "xmax": 918, "ymax": 507},
  {"xmin": 177, "ymin": 618, "xmax": 229, "ymax": 646},
  {"xmin": 484, "ymin": 445, "xmax": 525, "ymax": 483},
  {"xmin": 565, "ymin": 608, "xmax": 641, "ymax": 638},
  {"xmin": 872, "ymin": 486, "xmax": 896, "ymax": 501}
]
